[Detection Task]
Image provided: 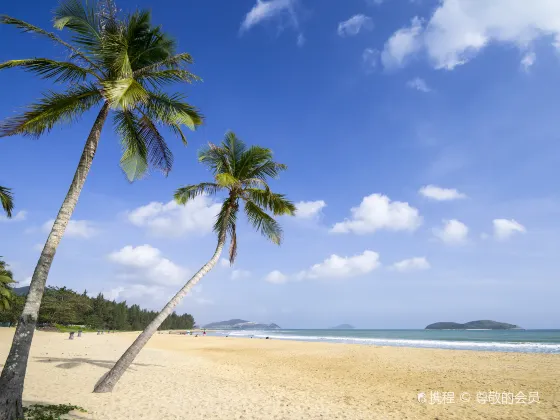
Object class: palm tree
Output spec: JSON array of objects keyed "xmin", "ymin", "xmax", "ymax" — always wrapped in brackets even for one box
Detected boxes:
[
  {"xmin": 0, "ymin": 1, "xmax": 203, "ymax": 417},
  {"xmin": 0, "ymin": 186, "xmax": 14, "ymax": 218},
  {"xmin": 0, "ymin": 258, "xmax": 16, "ymax": 311},
  {"xmin": 93, "ymin": 132, "xmax": 295, "ymax": 392}
]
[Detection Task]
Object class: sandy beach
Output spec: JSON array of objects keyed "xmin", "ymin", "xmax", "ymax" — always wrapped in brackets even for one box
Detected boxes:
[{"xmin": 1, "ymin": 329, "xmax": 559, "ymax": 419}]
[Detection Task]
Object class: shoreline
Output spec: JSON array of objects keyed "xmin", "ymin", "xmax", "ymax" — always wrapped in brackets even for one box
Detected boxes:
[{"xmin": 2, "ymin": 329, "xmax": 560, "ymax": 419}]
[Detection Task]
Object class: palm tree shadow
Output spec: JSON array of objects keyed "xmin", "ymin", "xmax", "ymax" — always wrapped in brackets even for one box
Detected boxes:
[{"xmin": 34, "ymin": 357, "xmax": 161, "ymax": 371}]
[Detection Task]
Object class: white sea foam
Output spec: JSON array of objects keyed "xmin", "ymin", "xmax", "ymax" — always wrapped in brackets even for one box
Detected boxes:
[{"xmin": 213, "ymin": 330, "xmax": 560, "ymax": 353}]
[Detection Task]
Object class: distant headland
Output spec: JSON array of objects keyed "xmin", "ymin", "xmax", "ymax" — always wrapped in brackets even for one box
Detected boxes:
[
  {"xmin": 330, "ymin": 324, "xmax": 355, "ymax": 329},
  {"xmin": 425, "ymin": 320, "xmax": 521, "ymax": 330},
  {"xmin": 204, "ymin": 319, "xmax": 280, "ymax": 330}
]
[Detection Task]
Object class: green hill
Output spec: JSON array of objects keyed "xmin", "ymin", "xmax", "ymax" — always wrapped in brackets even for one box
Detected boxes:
[{"xmin": 425, "ymin": 320, "xmax": 521, "ymax": 330}]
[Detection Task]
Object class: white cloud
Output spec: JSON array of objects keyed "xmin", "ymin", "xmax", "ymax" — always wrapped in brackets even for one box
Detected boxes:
[
  {"xmin": 240, "ymin": 0, "xmax": 302, "ymax": 44},
  {"xmin": 127, "ymin": 195, "xmax": 220, "ymax": 237},
  {"xmin": 362, "ymin": 48, "xmax": 379, "ymax": 72},
  {"xmin": 406, "ymin": 77, "xmax": 432, "ymax": 92},
  {"xmin": 219, "ymin": 258, "xmax": 231, "ymax": 268},
  {"xmin": 42, "ymin": 219, "xmax": 97, "ymax": 238},
  {"xmin": 231, "ymin": 269, "xmax": 252, "ymax": 280},
  {"xmin": 298, "ymin": 250, "xmax": 380, "ymax": 279},
  {"xmin": 295, "ymin": 200, "xmax": 326, "ymax": 219},
  {"xmin": 391, "ymin": 257, "xmax": 430, "ymax": 272},
  {"xmin": 493, "ymin": 219, "xmax": 526, "ymax": 240},
  {"xmin": 419, "ymin": 185, "xmax": 467, "ymax": 201},
  {"xmin": 521, "ymin": 51, "xmax": 536, "ymax": 72},
  {"xmin": 331, "ymin": 193, "xmax": 422, "ymax": 235},
  {"xmin": 265, "ymin": 270, "xmax": 288, "ymax": 284},
  {"xmin": 109, "ymin": 245, "xmax": 189, "ymax": 287},
  {"xmin": 0, "ymin": 210, "xmax": 27, "ymax": 222},
  {"xmin": 382, "ymin": 0, "xmax": 560, "ymax": 70},
  {"xmin": 381, "ymin": 17, "xmax": 423, "ymax": 69},
  {"xmin": 338, "ymin": 14, "xmax": 373, "ymax": 37},
  {"xmin": 433, "ymin": 219, "xmax": 469, "ymax": 244}
]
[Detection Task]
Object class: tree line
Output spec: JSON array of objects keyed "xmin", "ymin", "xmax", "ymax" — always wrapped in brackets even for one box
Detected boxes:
[{"xmin": 0, "ymin": 286, "xmax": 195, "ymax": 331}]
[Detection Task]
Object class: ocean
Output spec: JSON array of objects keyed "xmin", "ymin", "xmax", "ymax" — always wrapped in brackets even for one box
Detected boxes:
[{"xmin": 211, "ymin": 329, "xmax": 560, "ymax": 353}]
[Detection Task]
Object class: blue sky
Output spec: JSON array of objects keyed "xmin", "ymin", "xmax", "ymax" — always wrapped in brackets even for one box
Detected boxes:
[{"xmin": 2, "ymin": 0, "xmax": 560, "ymax": 329}]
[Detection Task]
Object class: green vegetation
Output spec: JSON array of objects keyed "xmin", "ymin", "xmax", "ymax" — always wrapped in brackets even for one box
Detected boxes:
[
  {"xmin": 0, "ymin": 286, "xmax": 194, "ymax": 331},
  {"xmin": 0, "ymin": 185, "xmax": 14, "ymax": 218},
  {"xmin": 425, "ymin": 320, "xmax": 521, "ymax": 330},
  {"xmin": 24, "ymin": 404, "xmax": 85, "ymax": 420},
  {"xmin": 0, "ymin": 257, "xmax": 16, "ymax": 311}
]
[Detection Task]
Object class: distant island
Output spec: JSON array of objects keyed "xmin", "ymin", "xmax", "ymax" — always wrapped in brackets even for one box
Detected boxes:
[
  {"xmin": 204, "ymin": 319, "xmax": 280, "ymax": 330},
  {"xmin": 425, "ymin": 320, "xmax": 521, "ymax": 330},
  {"xmin": 330, "ymin": 324, "xmax": 355, "ymax": 329}
]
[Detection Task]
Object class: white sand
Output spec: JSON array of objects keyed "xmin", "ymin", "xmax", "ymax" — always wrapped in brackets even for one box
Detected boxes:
[{"xmin": 1, "ymin": 329, "xmax": 559, "ymax": 419}]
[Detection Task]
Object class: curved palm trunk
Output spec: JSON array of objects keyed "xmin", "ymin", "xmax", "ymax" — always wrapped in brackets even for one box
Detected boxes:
[
  {"xmin": 0, "ymin": 104, "xmax": 109, "ymax": 420},
  {"xmin": 93, "ymin": 234, "xmax": 227, "ymax": 393}
]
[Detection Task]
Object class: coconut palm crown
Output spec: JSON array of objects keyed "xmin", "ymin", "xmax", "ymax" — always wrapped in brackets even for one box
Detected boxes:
[
  {"xmin": 175, "ymin": 131, "xmax": 297, "ymax": 263},
  {"xmin": 0, "ymin": 0, "xmax": 203, "ymax": 180}
]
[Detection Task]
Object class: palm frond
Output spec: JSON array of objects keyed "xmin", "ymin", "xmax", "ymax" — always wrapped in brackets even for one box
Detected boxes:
[
  {"xmin": 0, "ymin": 15, "xmax": 102, "ymax": 74},
  {"xmin": 0, "ymin": 186, "xmax": 14, "ymax": 218},
  {"xmin": 198, "ymin": 142, "xmax": 232, "ymax": 175},
  {"xmin": 137, "ymin": 113, "xmax": 173, "ymax": 176},
  {"xmin": 245, "ymin": 188, "xmax": 296, "ymax": 216},
  {"xmin": 174, "ymin": 182, "xmax": 221, "ymax": 204},
  {"xmin": 144, "ymin": 91, "xmax": 203, "ymax": 130},
  {"xmin": 0, "ymin": 58, "xmax": 94, "ymax": 83},
  {"xmin": 222, "ymin": 131, "xmax": 246, "ymax": 176},
  {"xmin": 53, "ymin": 0, "xmax": 102, "ymax": 55},
  {"xmin": 103, "ymin": 78, "xmax": 148, "ymax": 109},
  {"xmin": 215, "ymin": 173, "xmax": 238, "ymax": 188},
  {"xmin": 138, "ymin": 69, "xmax": 200, "ymax": 88},
  {"xmin": 133, "ymin": 52, "xmax": 193, "ymax": 78},
  {"xmin": 244, "ymin": 200, "xmax": 283, "ymax": 245},
  {"xmin": 213, "ymin": 198, "xmax": 238, "ymax": 240},
  {"xmin": 113, "ymin": 109, "xmax": 148, "ymax": 181},
  {"xmin": 0, "ymin": 83, "xmax": 102, "ymax": 138}
]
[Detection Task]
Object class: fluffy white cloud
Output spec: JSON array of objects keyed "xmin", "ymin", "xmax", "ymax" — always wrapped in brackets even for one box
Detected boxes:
[
  {"xmin": 42, "ymin": 219, "xmax": 97, "ymax": 238},
  {"xmin": 219, "ymin": 258, "xmax": 231, "ymax": 268},
  {"xmin": 391, "ymin": 257, "xmax": 430, "ymax": 272},
  {"xmin": 109, "ymin": 245, "xmax": 189, "ymax": 287},
  {"xmin": 331, "ymin": 193, "xmax": 422, "ymax": 235},
  {"xmin": 419, "ymin": 185, "xmax": 466, "ymax": 201},
  {"xmin": 382, "ymin": 0, "xmax": 560, "ymax": 70},
  {"xmin": 265, "ymin": 270, "xmax": 288, "ymax": 284},
  {"xmin": 127, "ymin": 195, "xmax": 221, "ymax": 237},
  {"xmin": 381, "ymin": 17, "xmax": 423, "ymax": 68},
  {"xmin": 240, "ymin": 0, "xmax": 301, "ymax": 44},
  {"xmin": 231, "ymin": 269, "xmax": 252, "ymax": 280},
  {"xmin": 362, "ymin": 48, "xmax": 379, "ymax": 71},
  {"xmin": 298, "ymin": 250, "xmax": 380, "ymax": 279},
  {"xmin": 295, "ymin": 200, "xmax": 326, "ymax": 219},
  {"xmin": 406, "ymin": 77, "xmax": 431, "ymax": 92},
  {"xmin": 493, "ymin": 219, "xmax": 526, "ymax": 240},
  {"xmin": 0, "ymin": 210, "xmax": 27, "ymax": 222},
  {"xmin": 521, "ymin": 51, "xmax": 536, "ymax": 72},
  {"xmin": 433, "ymin": 219, "xmax": 469, "ymax": 244},
  {"xmin": 338, "ymin": 14, "xmax": 373, "ymax": 37}
]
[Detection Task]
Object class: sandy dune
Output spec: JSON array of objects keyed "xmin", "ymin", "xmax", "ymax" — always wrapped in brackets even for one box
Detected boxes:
[{"xmin": 1, "ymin": 329, "xmax": 559, "ymax": 419}]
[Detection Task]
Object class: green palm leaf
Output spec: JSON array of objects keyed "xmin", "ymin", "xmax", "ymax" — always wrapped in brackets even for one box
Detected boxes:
[
  {"xmin": 174, "ymin": 183, "xmax": 221, "ymax": 204},
  {"xmin": 244, "ymin": 200, "xmax": 283, "ymax": 245},
  {"xmin": 0, "ymin": 59, "xmax": 95, "ymax": 83},
  {"xmin": 0, "ymin": 186, "xmax": 14, "ymax": 218}
]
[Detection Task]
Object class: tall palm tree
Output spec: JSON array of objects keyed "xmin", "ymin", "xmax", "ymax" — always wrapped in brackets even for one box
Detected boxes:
[
  {"xmin": 0, "ymin": 186, "xmax": 14, "ymax": 218},
  {"xmin": 94, "ymin": 132, "xmax": 295, "ymax": 392},
  {"xmin": 0, "ymin": 258, "xmax": 16, "ymax": 311},
  {"xmin": 0, "ymin": 1, "xmax": 202, "ymax": 417}
]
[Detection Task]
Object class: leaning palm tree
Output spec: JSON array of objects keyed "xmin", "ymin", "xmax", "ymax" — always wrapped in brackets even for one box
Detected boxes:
[
  {"xmin": 0, "ymin": 1, "xmax": 202, "ymax": 417},
  {"xmin": 0, "ymin": 186, "xmax": 14, "ymax": 218},
  {"xmin": 0, "ymin": 258, "xmax": 16, "ymax": 311},
  {"xmin": 94, "ymin": 132, "xmax": 295, "ymax": 392}
]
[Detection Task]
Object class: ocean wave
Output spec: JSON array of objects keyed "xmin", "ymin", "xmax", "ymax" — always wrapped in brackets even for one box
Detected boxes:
[{"xmin": 213, "ymin": 330, "xmax": 560, "ymax": 353}]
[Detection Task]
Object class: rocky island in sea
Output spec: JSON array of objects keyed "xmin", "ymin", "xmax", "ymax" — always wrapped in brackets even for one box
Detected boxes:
[
  {"xmin": 425, "ymin": 320, "xmax": 521, "ymax": 330},
  {"xmin": 204, "ymin": 319, "xmax": 281, "ymax": 330},
  {"xmin": 330, "ymin": 324, "xmax": 355, "ymax": 329}
]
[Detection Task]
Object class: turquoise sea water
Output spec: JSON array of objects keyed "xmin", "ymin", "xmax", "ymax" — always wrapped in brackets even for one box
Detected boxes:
[{"xmin": 212, "ymin": 329, "xmax": 560, "ymax": 353}]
